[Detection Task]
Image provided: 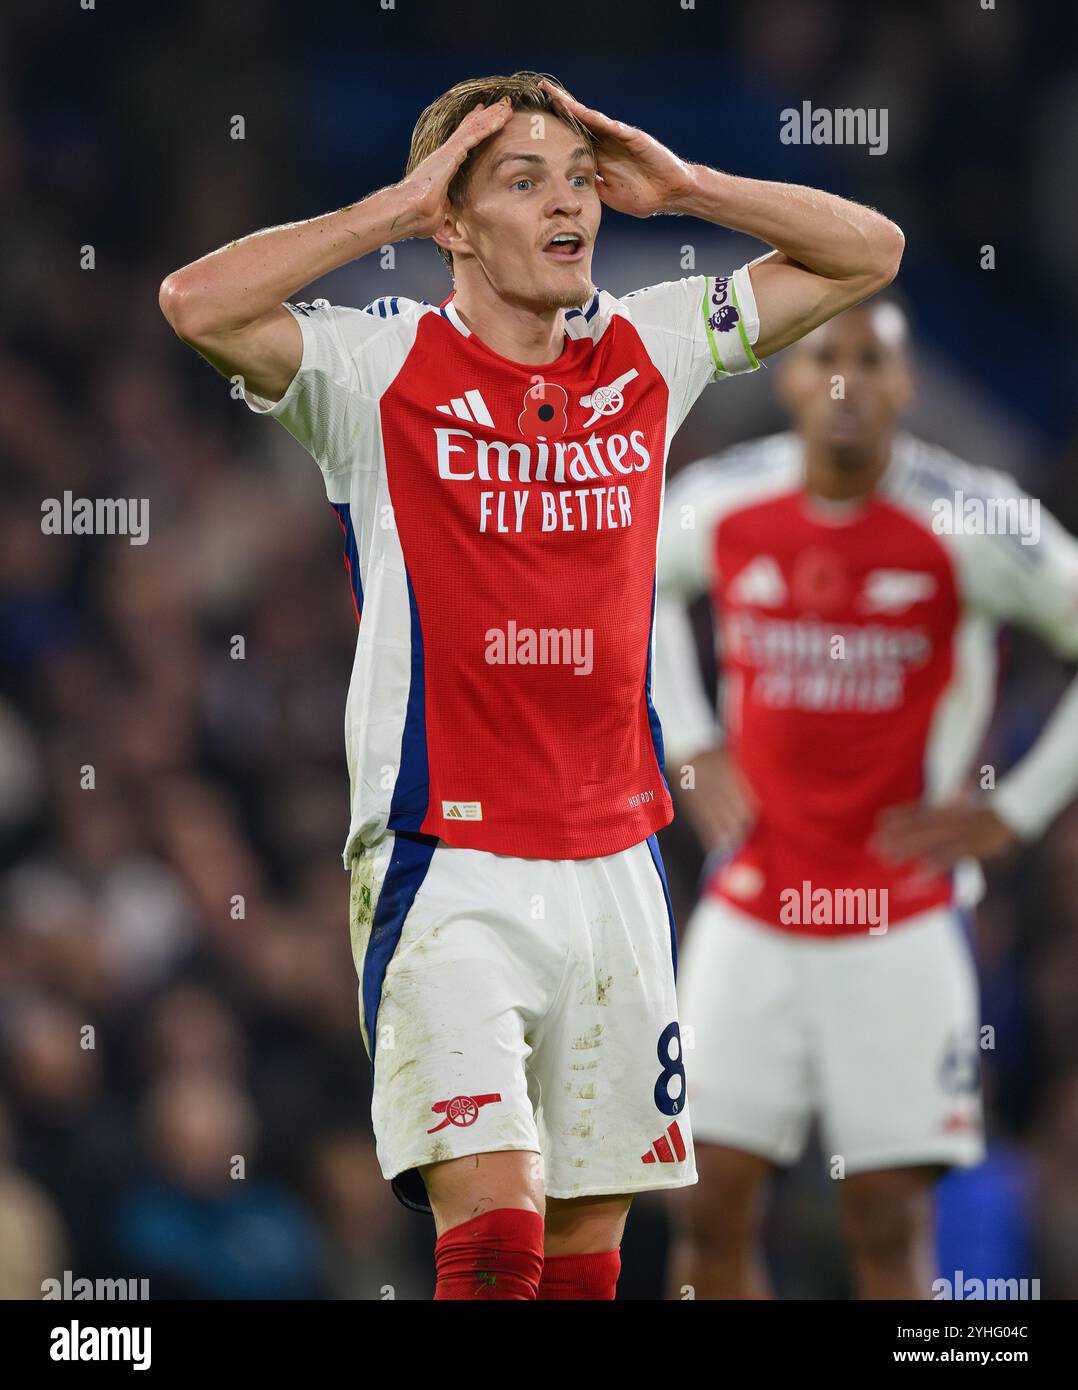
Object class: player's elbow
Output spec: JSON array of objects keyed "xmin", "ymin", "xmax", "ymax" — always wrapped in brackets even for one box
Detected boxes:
[
  {"xmin": 158, "ymin": 271, "xmax": 216, "ymax": 345},
  {"xmin": 159, "ymin": 272, "xmax": 193, "ymax": 339},
  {"xmin": 870, "ymin": 219, "xmax": 905, "ymax": 289}
]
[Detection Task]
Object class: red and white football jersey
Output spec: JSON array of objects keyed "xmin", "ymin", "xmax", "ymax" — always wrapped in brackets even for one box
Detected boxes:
[
  {"xmin": 655, "ymin": 431, "xmax": 1078, "ymax": 934},
  {"xmin": 245, "ymin": 270, "xmax": 761, "ymax": 861}
]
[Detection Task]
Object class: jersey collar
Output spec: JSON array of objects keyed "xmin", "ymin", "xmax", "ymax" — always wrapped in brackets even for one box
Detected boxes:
[{"xmin": 439, "ymin": 299, "xmax": 472, "ymax": 338}]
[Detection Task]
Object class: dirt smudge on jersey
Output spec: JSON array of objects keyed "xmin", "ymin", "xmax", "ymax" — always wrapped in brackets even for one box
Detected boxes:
[
  {"xmin": 571, "ymin": 1023, "xmax": 603, "ymax": 1050},
  {"xmin": 427, "ymin": 1138, "xmax": 454, "ymax": 1164}
]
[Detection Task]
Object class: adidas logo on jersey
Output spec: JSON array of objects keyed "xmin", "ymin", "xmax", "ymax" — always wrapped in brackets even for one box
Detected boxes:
[
  {"xmin": 436, "ymin": 389, "xmax": 495, "ymax": 428},
  {"xmin": 727, "ymin": 555, "xmax": 787, "ymax": 607},
  {"xmin": 441, "ymin": 800, "xmax": 483, "ymax": 821},
  {"xmin": 641, "ymin": 1120, "xmax": 687, "ymax": 1165}
]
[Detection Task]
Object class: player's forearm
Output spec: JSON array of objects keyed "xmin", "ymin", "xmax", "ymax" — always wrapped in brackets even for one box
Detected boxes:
[
  {"xmin": 672, "ymin": 167, "xmax": 904, "ymax": 288},
  {"xmin": 994, "ymin": 673, "xmax": 1078, "ymax": 840},
  {"xmin": 159, "ymin": 184, "xmax": 423, "ymax": 340}
]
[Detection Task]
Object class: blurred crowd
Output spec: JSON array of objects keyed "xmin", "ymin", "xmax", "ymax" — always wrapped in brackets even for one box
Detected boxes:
[{"xmin": 2, "ymin": 0, "xmax": 1078, "ymax": 1298}]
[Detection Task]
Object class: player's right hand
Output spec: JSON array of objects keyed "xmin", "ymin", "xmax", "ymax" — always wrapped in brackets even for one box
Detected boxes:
[
  {"xmin": 398, "ymin": 99, "xmax": 516, "ymax": 239},
  {"xmin": 677, "ymin": 745, "xmax": 758, "ymax": 856}
]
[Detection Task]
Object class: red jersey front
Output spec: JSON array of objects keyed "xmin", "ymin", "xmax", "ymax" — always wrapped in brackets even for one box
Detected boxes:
[
  {"xmin": 244, "ymin": 270, "xmax": 761, "ymax": 861},
  {"xmin": 711, "ymin": 481, "xmax": 961, "ymax": 927}
]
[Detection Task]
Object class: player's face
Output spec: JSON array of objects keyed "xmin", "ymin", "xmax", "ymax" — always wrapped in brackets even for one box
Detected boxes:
[
  {"xmin": 777, "ymin": 306, "xmax": 914, "ymax": 461},
  {"xmin": 447, "ymin": 112, "xmax": 600, "ymax": 311}
]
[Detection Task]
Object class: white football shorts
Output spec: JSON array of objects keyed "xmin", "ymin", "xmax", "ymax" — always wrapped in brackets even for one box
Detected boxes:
[
  {"xmin": 348, "ymin": 830, "xmax": 697, "ymax": 1210},
  {"xmin": 677, "ymin": 897, "xmax": 985, "ymax": 1173}
]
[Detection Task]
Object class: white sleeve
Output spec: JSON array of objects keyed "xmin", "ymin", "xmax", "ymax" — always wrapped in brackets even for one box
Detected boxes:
[
  {"xmin": 624, "ymin": 266, "xmax": 761, "ymax": 435},
  {"xmin": 960, "ymin": 481, "xmax": 1078, "ymax": 838},
  {"xmin": 242, "ymin": 298, "xmax": 418, "ymax": 476},
  {"xmin": 657, "ymin": 457, "xmax": 729, "ymax": 598},
  {"xmin": 963, "ymin": 484, "xmax": 1078, "ymax": 659},
  {"xmin": 653, "ymin": 461, "xmax": 729, "ymax": 765},
  {"xmin": 654, "ymin": 595, "xmax": 723, "ymax": 766}
]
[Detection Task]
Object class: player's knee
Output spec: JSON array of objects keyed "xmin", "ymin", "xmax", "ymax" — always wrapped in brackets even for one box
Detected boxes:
[
  {"xmin": 422, "ymin": 1150, "xmax": 545, "ymax": 1236},
  {"xmin": 840, "ymin": 1170, "xmax": 933, "ymax": 1263},
  {"xmin": 544, "ymin": 1194, "xmax": 632, "ymax": 1255}
]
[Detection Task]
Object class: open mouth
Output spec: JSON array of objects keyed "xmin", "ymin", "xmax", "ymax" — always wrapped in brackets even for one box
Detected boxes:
[
  {"xmin": 543, "ymin": 233, "xmax": 585, "ymax": 262},
  {"xmin": 828, "ymin": 403, "xmax": 866, "ymax": 430}
]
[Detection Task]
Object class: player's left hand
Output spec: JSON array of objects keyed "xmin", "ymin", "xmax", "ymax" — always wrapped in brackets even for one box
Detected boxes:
[
  {"xmin": 539, "ymin": 78, "xmax": 697, "ymax": 217},
  {"xmin": 872, "ymin": 796, "xmax": 1020, "ymax": 872}
]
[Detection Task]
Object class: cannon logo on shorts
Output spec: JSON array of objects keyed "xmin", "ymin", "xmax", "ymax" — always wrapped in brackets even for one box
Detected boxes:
[{"xmin": 427, "ymin": 1092, "xmax": 502, "ymax": 1133}]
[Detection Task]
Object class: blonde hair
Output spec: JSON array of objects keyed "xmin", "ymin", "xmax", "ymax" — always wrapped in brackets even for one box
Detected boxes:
[{"xmin": 405, "ymin": 70, "xmax": 596, "ymax": 271}]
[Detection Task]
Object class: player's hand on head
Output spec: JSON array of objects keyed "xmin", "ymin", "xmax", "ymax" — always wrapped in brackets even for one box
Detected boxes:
[
  {"xmin": 538, "ymin": 78, "xmax": 696, "ymax": 218},
  {"xmin": 677, "ymin": 744, "xmax": 757, "ymax": 856},
  {"xmin": 872, "ymin": 797, "xmax": 1019, "ymax": 872},
  {"xmin": 399, "ymin": 98, "xmax": 515, "ymax": 239}
]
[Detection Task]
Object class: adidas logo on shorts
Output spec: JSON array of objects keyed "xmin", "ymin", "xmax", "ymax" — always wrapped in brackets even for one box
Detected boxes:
[{"xmin": 641, "ymin": 1120, "xmax": 686, "ymax": 1164}]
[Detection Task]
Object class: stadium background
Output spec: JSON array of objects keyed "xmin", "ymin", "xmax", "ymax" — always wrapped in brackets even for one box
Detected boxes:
[{"xmin": 2, "ymin": 0, "xmax": 1077, "ymax": 1299}]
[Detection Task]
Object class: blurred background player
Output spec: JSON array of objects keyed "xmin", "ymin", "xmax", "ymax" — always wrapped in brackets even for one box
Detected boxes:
[{"xmin": 654, "ymin": 299, "xmax": 1078, "ymax": 1299}]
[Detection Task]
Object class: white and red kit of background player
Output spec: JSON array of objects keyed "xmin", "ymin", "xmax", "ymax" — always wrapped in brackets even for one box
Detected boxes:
[
  {"xmin": 245, "ymin": 268, "xmax": 762, "ymax": 1206},
  {"xmin": 655, "ymin": 432, "xmax": 1078, "ymax": 1171}
]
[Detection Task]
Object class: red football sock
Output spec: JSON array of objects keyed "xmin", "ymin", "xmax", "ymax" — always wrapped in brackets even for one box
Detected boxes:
[
  {"xmin": 537, "ymin": 1248, "xmax": 621, "ymax": 1300},
  {"xmin": 433, "ymin": 1208, "xmax": 545, "ymax": 1300}
]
